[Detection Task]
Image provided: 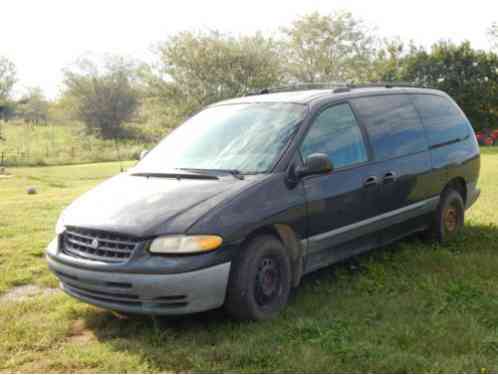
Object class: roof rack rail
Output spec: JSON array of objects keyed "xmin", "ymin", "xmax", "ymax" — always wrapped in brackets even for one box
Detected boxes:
[
  {"xmin": 246, "ymin": 81, "xmax": 350, "ymax": 96},
  {"xmin": 246, "ymin": 81, "xmax": 423, "ymax": 96},
  {"xmin": 348, "ymin": 81, "xmax": 420, "ymax": 89}
]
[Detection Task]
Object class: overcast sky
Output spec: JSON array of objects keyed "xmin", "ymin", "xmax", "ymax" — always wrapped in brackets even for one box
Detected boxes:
[{"xmin": 1, "ymin": 0, "xmax": 497, "ymax": 99}]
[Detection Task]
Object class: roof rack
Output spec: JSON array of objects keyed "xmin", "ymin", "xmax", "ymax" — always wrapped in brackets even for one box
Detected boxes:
[
  {"xmin": 248, "ymin": 81, "xmax": 422, "ymax": 96},
  {"xmin": 348, "ymin": 81, "xmax": 420, "ymax": 89},
  {"xmin": 246, "ymin": 82, "xmax": 349, "ymax": 96}
]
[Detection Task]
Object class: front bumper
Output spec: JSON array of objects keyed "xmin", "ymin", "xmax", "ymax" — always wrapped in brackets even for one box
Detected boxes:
[{"xmin": 46, "ymin": 239, "xmax": 231, "ymax": 315}]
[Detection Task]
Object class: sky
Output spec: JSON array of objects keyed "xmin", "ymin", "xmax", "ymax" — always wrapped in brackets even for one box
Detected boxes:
[{"xmin": 1, "ymin": 0, "xmax": 497, "ymax": 99}]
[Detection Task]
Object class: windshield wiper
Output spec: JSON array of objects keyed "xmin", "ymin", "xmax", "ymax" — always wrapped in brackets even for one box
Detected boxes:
[
  {"xmin": 220, "ymin": 169, "xmax": 245, "ymax": 180},
  {"xmin": 130, "ymin": 171, "xmax": 219, "ymax": 180},
  {"xmin": 177, "ymin": 168, "xmax": 245, "ymax": 180}
]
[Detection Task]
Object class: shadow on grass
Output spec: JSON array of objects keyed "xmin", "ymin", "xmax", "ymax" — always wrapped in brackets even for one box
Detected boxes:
[{"xmin": 78, "ymin": 222, "xmax": 498, "ymax": 370}]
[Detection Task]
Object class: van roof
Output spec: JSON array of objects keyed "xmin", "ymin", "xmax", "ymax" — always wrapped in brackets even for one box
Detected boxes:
[{"xmin": 212, "ymin": 86, "xmax": 446, "ymax": 107}]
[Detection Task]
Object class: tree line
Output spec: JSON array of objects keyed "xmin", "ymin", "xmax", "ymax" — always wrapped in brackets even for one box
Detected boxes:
[{"xmin": 1, "ymin": 12, "xmax": 497, "ymax": 141}]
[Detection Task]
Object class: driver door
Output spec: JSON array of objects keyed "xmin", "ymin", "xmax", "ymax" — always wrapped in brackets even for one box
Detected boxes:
[{"xmin": 300, "ymin": 102, "xmax": 380, "ymax": 272}]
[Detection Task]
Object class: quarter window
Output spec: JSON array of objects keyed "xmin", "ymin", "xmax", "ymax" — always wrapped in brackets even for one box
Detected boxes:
[
  {"xmin": 300, "ymin": 104, "xmax": 368, "ymax": 169},
  {"xmin": 351, "ymin": 95, "xmax": 428, "ymax": 161},
  {"xmin": 411, "ymin": 94, "xmax": 470, "ymax": 147}
]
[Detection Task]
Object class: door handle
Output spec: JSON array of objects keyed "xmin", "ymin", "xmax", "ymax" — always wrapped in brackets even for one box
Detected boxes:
[
  {"xmin": 382, "ymin": 171, "xmax": 397, "ymax": 184},
  {"xmin": 363, "ymin": 176, "xmax": 378, "ymax": 188}
]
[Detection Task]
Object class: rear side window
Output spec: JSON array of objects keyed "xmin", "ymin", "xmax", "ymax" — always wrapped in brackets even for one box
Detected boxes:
[
  {"xmin": 300, "ymin": 103, "xmax": 368, "ymax": 169},
  {"xmin": 411, "ymin": 94, "xmax": 470, "ymax": 148},
  {"xmin": 351, "ymin": 95, "xmax": 427, "ymax": 161}
]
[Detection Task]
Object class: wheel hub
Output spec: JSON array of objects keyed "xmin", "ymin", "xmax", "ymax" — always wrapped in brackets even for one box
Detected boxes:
[
  {"xmin": 444, "ymin": 206, "xmax": 458, "ymax": 232},
  {"xmin": 255, "ymin": 257, "xmax": 281, "ymax": 306}
]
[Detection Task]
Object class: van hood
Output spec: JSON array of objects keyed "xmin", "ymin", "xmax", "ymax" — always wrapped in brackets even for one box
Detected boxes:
[{"xmin": 61, "ymin": 172, "xmax": 264, "ymax": 238}]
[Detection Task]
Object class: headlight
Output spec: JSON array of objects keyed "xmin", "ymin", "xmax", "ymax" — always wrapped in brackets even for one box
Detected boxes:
[
  {"xmin": 55, "ymin": 215, "xmax": 66, "ymax": 235},
  {"xmin": 149, "ymin": 235, "xmax": 223, "ymax": 254}
]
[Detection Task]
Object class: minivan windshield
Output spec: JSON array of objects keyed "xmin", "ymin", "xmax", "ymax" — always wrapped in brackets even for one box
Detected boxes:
[{"xmin": 134, "ymin": 103, "xmax": 307, "ymax": 174}]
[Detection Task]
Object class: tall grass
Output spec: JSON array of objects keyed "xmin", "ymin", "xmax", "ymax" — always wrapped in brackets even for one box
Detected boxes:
[{"xmin": 0, "ymin": 121, "xmax": 151, "ymax": 166}]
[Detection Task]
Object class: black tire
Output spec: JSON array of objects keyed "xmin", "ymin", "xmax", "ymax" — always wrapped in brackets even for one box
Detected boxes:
[
  {"xmin": 225, "ymin": 235, "xmax": 291, "ymax": 321},
  {"xmin": 426, "ymin": 189, "xmax": 465, "ymax": 243}
]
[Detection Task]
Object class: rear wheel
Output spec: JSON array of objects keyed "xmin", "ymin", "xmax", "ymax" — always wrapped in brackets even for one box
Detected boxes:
[
  {"xmin": 426, "ymin": 189, "xmax": 465, "ymax": 243},
  {"xmin": 225, "ymin": 235, "xmax": 291, "ymax": 321}
]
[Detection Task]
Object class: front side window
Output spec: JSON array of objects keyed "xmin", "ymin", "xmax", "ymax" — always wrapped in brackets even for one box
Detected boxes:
[
  {"xmin": 300, "ymin": 103, "xmax": 368, "ymax": 169},
  {"xmin": 134, "ymin": 103, "xmax": 307, "ymax": 174}
]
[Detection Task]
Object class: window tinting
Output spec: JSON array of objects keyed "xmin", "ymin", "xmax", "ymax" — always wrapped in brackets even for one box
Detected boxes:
[
  {"xmin": 300, "ymin": 104, "xmax": 367, "ymax": 169},
  {"xmin": 351, "ymin": 95, "xmax": 427, "ymax": 161},
  {"xmin": 411, "ymin": 94, "xmax": 470, "ymax": 147}
]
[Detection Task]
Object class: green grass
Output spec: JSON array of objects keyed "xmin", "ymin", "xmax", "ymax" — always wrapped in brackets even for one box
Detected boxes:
[
  {"xmin": 1, "ymin": 153, "xmax": 498, "ymax": 372},
  {"xmin": 0, "ymin": 121, "xmax": 149, "ymax": 166}
]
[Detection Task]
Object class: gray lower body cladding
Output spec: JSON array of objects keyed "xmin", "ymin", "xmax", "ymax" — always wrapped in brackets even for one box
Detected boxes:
[{"xmin": 47, "ymin": 252, "xmax": 231, "ymax": 315}]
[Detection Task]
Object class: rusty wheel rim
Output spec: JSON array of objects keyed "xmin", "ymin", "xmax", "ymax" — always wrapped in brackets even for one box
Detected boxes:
[{"xmin": 444, "ymin": 205, "xmax": 458, "ymax": 233}]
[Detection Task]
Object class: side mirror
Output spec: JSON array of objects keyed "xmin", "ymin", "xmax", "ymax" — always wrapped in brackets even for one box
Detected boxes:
[
  {"xmin": 139, "ymin": 149, "xmax": 149, "ymax": 160},
  {"xmin": 296, "ymin": 153, "xmax": 333, "ymax": 178}
]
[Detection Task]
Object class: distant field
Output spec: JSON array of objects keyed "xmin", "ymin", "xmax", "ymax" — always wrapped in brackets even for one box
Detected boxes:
[
  {"xmin": 0, "ymin": 122, "xmax": 150, "ymax": 166},
  {"xmin": 0, "ymin": 150, "xmax": 498, "ymax": 372}
]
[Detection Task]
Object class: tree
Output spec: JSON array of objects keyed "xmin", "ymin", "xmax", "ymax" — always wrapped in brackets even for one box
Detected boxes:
[
  {"xmin": 282, "ymin": 11, "xmax": 377, "ymax": 83},
  {"xmin": 0, "ymin": 56, "xmax": 16, "ymax": 103},
  {"xmin": 148, "ymin": 31, "xmax": 285, "ymax": 121},
  {"xmin": 400, "ymin": 41, "xmax": 498, "ymax": 130},
  {"xmin": 0, "ymin": 56, "xmax": 16, "ymax": 122},
  {"xmin": 372, "ymin": 37, "xmax": 406, "ymax": 81},
  {"xmin": 63, "ymin": 56, "xmax": 141, "ymax": 139},
  {"xmin": 489, "ymin": 22, "xmax": 498, "ymax": 51},
  {"xmin": 17, "ymin": 87, "xmax": 49, "ymax": 125}
]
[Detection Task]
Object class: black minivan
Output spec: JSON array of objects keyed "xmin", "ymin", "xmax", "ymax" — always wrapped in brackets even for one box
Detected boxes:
[{"xmin": 46, "ymin": 85, "xmax": 480, "ymax": 320}]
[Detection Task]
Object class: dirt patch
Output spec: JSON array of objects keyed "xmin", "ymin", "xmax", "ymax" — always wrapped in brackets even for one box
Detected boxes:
[
  {"xmin": 67, "ymin": 319, "xmax": 97, "ymax": 344},
  {"xmin": 0, "ymin": 174, "xmax": 13, "ymax": 179},
  {"xmin": 0, "ymin": 284, "xmax": 59, "ymax": 302}
]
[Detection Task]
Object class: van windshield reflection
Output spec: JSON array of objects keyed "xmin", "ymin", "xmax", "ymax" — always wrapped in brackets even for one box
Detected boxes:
[{"xmin": 133, "ymin": 103, "xmax": 307, "ymax": 174}]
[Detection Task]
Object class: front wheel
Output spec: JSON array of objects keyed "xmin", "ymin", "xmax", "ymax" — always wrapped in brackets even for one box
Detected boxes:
[{"xmin": 225, "ymin": 235, "xmax": 291, "ymax": 321}]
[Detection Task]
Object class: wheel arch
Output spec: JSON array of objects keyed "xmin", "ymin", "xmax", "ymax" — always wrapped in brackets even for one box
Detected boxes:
[
  {"xmin": 444, "ymin": 177, "xmax": 467, "ymax": 205},
  {"xmin": 243, "ymin": 224, "xmax": 304, "ymax": 288}
]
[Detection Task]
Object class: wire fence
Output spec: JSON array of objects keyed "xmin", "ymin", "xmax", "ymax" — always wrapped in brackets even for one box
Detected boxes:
[
  {"xmin": 0, "ymin": 121, "xmax": 151, "ymax": 168},
  {"xmin": 0, "ymin": 146, "xmax": 142, "ymax": 167}
]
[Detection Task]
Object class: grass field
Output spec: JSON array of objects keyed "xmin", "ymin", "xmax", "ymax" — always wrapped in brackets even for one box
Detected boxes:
[
  {"xmin": 0, "ymin": 122, "xmax": 149, "ymax": 167},
  {"xmin": 1, "ymin": 149, "xmax": 498, "ymax": 372}
]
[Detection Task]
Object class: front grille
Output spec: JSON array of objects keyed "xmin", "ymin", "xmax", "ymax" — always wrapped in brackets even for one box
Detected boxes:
[{"xmin": 62, "ymin": 227, "xmax": 139, "ymax": 263}]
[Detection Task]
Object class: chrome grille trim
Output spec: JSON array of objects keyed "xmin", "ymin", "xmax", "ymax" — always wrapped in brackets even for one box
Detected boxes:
[{"xmin": 62, "ymin": 227, "xmax": 139, "ymax": 263}]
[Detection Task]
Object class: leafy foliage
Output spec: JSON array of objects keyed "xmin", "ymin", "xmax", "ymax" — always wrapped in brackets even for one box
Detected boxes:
[
  {"xmin": 147, "ymin": 31, "xmax": 285, "ymax": 121},
  {"xmin": 373, "ymin": 37, "xmax": 406, "ymax": 81},
  {"xmin": 0, "ymin": 56, "xmax": 16, "ymax": 104},
  {"xmin": 281, "ymin": 11, "xmax": 377, "ymax": 83},
  {"xmin": 6, "ymin": 13, "xmax": 498, "ymax": 143},
  {"xmin": 0, "ymin": 56, "xmax": 16, "ymax": 123},
  {"xmin": 17, "ymin": 87, "xmax": 49, "ymax": 124},
  {"xmin": 489, "ymin": 22, "xmax": 498, "ymax": 51},
  {"xmin": 399, "ymin": 41, "xmax": 498, "ymax": 129},
  {"xmin": 63, "ymin": 57, "xmax": 141, "ymax": 139}
]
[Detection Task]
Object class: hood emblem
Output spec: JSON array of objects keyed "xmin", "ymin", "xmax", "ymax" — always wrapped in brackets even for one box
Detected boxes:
[{"xmin": 90, "ymin": 238, "xmax": 99, "ymax": 249}]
